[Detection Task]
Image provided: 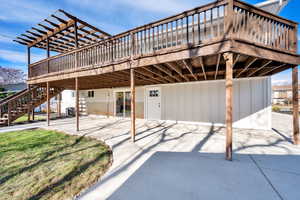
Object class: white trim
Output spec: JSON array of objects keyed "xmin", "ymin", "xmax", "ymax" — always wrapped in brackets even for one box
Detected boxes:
[
  {"xmin": 113, "ymin": 89, "xmax": 131, "ymax": 118},
  {"xmin": 145, "ymin": 87, "xmax": 162, "ymax": 120}
]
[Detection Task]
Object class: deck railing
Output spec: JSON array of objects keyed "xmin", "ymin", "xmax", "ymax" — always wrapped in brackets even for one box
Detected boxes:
[{"xmin": 29, "ymin": 0, "xmax": 298, "ymax": 78}]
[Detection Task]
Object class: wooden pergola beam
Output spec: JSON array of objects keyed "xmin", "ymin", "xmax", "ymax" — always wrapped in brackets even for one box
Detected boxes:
[
  {"xmin": 21, "ymin": 34, "xmax": 36, "ymax": 41},
  {"xmin": 51, "ymin": 14, "xmax": 68, "ymax": 24},
  {"xmin": 26, "ymin": 30, "xmax": 43, "ymax": 38},
  {"xmin": 58, "ymin": 9, "xmax": 111, "ymax": 37},
  {"xmin": 32, "ymin": 27, "xmax": 47, "ymax": 35},
  {"xmin": 38, "ymin": 23, "xmax": 55, "ymax": 32},
  {"xmin": 29, "ymin": 19, "xmax": 75, "ymax": 47}
]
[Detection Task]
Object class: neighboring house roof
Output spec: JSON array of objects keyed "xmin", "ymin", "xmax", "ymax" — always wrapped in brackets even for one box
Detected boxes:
[
  {"xmin": 255, "ymin": 0, "xmax": 290, "ymax": 14},
  {"xmin": 272, "ymin": 84, "xmax": 300, "ymax": 91}
]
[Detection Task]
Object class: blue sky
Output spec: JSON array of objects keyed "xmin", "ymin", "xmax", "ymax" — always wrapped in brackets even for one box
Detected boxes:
[{"xmin": 0, "ymin": 0, "xmax": 299, "ymax": 85}]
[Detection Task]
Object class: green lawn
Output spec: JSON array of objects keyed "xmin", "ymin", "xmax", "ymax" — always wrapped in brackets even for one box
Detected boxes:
[
  {"xmin": 0, "ymin": 129, "xmax": 112, "ymax": 200},
  {"xmin": 14, "ymin": 115, "xmax": 46, "ymax": 123}
]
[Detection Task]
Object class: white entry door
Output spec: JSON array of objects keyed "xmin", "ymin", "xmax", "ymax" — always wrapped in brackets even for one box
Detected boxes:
[{"xmin": 146, "ymin": 87, "xmax": 161, "ymax": 120}]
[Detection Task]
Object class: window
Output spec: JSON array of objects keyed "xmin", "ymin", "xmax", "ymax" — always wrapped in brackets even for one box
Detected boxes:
[
  {"xmin": 88, "ymin": 90, "xmax": 94, "ymax": 98},
  {"xmin": 149, "ymin": 90, "xmax": 159, "ymax": 97}
]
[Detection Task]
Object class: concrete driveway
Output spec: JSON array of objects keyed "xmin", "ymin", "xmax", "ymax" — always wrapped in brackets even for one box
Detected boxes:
[{"xmin": 1, "ymin": 112, "xmax": 300, "ymax": 200}]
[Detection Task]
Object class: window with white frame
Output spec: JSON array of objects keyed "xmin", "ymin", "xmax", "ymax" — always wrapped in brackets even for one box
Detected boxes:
[{"xmin": 88, "ymin": 90, "xmax": 94, "ymax": 98}]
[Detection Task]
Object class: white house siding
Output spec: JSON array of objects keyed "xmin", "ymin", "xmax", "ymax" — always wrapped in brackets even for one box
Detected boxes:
[
  {"xmin": 60, "ymin": 77, "xmax": 271, "ymax": 130},
  {"xmin": 81, "ymin": 87, "xmax": 145, "ymax": 118},
  {"xmin": 160, "ymin": 77, "xmax": 271, "ymax": 130}
]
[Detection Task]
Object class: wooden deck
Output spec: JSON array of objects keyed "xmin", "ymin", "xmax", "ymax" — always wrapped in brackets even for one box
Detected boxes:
[
  {"xmin": 12, "ymin": 0, "xmax": 300, "ymax": 160},
  {"xmin": 25, "ymin": 0, "xmax": 299, "ymax": 90}
]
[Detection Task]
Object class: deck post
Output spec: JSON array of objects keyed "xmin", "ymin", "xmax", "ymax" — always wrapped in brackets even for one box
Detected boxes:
[
  {"xmin": 27, "ymin": 85, "xmax": 31, "ymax": 122},
  {"xmin": 47, "ymin": 82, "xmax": 50, "ymax": 126},
  {"xmin": 27, "ymin": 46, "xmax": 31, "ymax": 78},
  {"xmin": 130, "ymin": 68, "xmax": 136, "ymax": 142},
  {"xmin": 75, "ymin": 77, "xmax": 79, "ymax": 131},
  {"xmin": 32, "ymin": 88, "xmax": 35, "ymax": 121},
  {"xmin": 27, "ymin": 47, "xmax": 31, "ymax": 122},
  {"xmin": 47, "ymin": 38, "xmax": 50, "ymax": 73},
  {"xmin": 32, "ymin": 108, "xmax": 35, "ymax": 121},
  {"xmin": 7, "ymin": 101, "xmax": 11, "ymax": 126},
  {"xmin": 224, "ymin": 52, "xmax": 233, "ymax": 161},
  {"xmin": 292, "ymin": 65, "xmax": 299, "ymax": 145}
]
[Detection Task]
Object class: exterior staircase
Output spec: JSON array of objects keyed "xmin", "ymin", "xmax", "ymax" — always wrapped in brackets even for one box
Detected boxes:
[{"xmin": 0, "ymin": 86, "xmax": 62, "ymax": 126}]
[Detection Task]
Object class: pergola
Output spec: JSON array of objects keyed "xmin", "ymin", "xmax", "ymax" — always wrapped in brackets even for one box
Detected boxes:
[{"xmin": 14, "ymin": 9, "xmax": 110, "ymax": 53}]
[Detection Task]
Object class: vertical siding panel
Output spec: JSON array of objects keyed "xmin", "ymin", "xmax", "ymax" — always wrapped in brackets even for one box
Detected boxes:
[
  {"xmin": 192, "ymin": 83, "xmax": 199, "ymax": 122},
  {"xmin": 219, "ymin": 81, "xmax": 226, "ymax": 124},
  {"xmin": 179, "ymin": 84, "xmax": 185, "ymax": 121},
  {"xmin": 197, "ymin": 83, "xmax": 202, "ymax": 122},
  {"xmin": 233, "ymin": 80, "xmax": 240, "ymax": 123}
]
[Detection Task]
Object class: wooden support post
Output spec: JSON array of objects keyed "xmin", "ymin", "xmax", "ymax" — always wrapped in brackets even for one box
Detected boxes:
[
  {"xmin": 27, "ymin": 85, "xmax": 31, "ymax": 122},
  {"xmin": 292, "ymin": 65, "xmax": 299, "ymax": 145},
  {"xmin": 130, "ymin": 68, "xmax": 136, "ymax": 142},
  {"xmin": 224, "ymin": 53, "xmax": 233, "ymax": 161},
  {"xmin": 47, "ymin": 38, "xmax": 50, "ymax": 73},
  {"xmin": 7, "ymin": 102, "xmax": 11, "ymax": 126},
  {"xmin": 27, "ymin": 107, "xmax": 31, "ymax": 122},
  {"xmin": 57, "ymin": 93, "xmax": 62, "ymax": 118},
  {"xmin": 32, "ymin": 108, "xmax": 35, "ymax": 121},
  {"xmin": 32, "ymin": 88, "xmax": 35, "ymax": 121},
  {"xmin": 75, "ymin": 77, "xmax": 79, "ymax": 131},
  {"xmin": 27, "ymin": 47, "xmax": 31, "ymax": 78},
  {"xmin": 46, "ymin": 84, "xmax": 50, "ymax": 124},
  {"xmin": 27, "ymin": 47, "xmax": 31, "ymax": 121}
]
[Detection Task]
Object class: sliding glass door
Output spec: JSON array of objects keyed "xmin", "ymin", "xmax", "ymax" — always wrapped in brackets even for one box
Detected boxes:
[{"xmin": 115, "ymin": 91, "xmax": 131, "ymax": 117}]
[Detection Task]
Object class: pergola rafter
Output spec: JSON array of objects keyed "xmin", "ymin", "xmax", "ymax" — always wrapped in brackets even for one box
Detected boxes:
[{"xmin": 13, "ymin": 9, "xmax": 110, "ymax": 53}]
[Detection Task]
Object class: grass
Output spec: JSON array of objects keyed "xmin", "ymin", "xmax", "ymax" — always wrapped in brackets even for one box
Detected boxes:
[
  {"xmin": 14, "ymin": 115, "xmax": 46, "ymax": 123},
  {"xmin": 0, "ymin": 129, "xmax": 112, "ymax": 200}
]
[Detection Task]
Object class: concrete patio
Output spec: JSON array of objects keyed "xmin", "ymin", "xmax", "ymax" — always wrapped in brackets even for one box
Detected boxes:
[{"xmin": 1, "ymin": 112, "xmax": 300, "ymax": 200}]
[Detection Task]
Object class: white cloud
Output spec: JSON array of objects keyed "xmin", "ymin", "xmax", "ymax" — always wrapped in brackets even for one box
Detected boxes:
[
  {"xmin": 0, "ymin": 35, "xmax": 13, "ymax": 44},
  {"xmin": 0, "ymin": 49, "xmax": 44, "ymax": 64}
]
